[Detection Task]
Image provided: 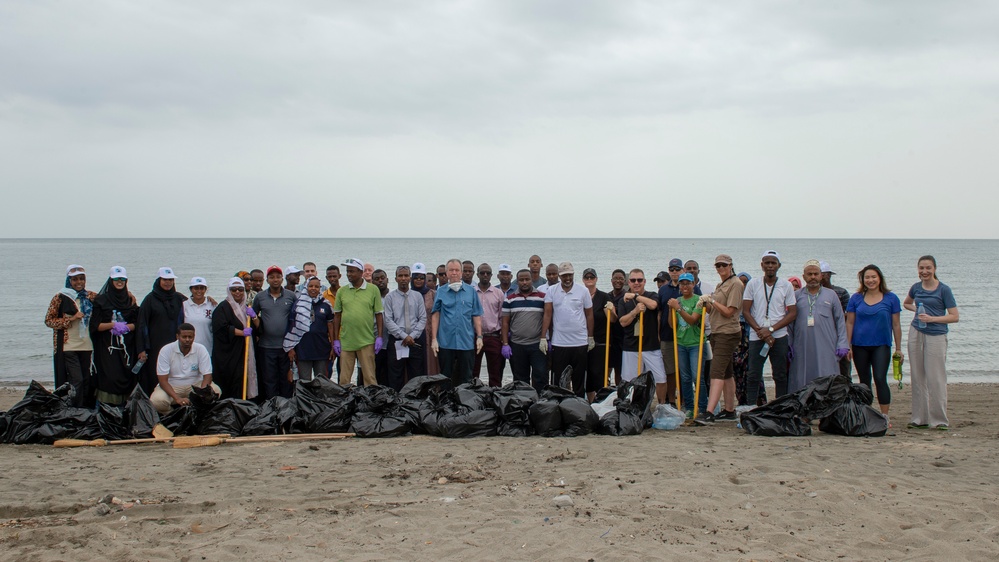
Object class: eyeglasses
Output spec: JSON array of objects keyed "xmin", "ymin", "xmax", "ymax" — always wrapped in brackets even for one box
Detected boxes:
[
  {"xmin": 668, "ymin": 267, "xmax": 682, "ymax": 272},
  {"xmin": 714, "ymin": 263, "xmax": 729, "ymax": 269},
  {"xmin": 629, "ymin": 278, "xmax": 645, "ymax": 283},
  {"xmin": 229, "ymin": 287, "xmax": 245, "ymax": 292}
]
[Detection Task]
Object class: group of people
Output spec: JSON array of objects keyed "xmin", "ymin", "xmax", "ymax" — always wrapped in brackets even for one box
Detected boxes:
[{"xmin": 45, "ymin": 253, "xmax": 958, "ymax": 429}]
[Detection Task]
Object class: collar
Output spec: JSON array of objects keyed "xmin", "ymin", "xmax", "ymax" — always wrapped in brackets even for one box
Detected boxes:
[{"xmin": 348, "ymin": 280, "xmax": 368, "ymax": 290}]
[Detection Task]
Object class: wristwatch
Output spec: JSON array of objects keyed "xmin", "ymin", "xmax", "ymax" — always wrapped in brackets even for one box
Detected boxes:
[{"xmin": 768, "ymin": 326, "xmax": 774, "ymax": 333}]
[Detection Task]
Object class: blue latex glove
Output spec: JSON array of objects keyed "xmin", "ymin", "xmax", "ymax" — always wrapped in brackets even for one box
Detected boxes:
[
  {"xmin": 374, "ymin": 336, "xmax": 384, "ymax": 354},
  {"xmin": 501, "ymin": 344, "xmax": 513, "ymax": 359},
  {"xmin": 835, "ymin": 348, "xmax": 850, "ymax": 359},
  {"xmin": 243, "ymin": 327, "xmax": 253, "ymax": 337},
  {"xmin": 787, "ymin": 344, "xmax": 794, "ymax": 360},
  {"xmin": 246, "ymin": 307, "xmax": 257, "ymax": 319},
  {"xmin": 333, "ymin": 340, "xmax": 342, "ymax": 356}
]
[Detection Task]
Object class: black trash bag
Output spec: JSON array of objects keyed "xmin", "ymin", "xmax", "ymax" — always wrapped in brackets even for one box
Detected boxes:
[
  {"xmin": 438, "ymin": 409, "xmax": 498, "ymax": 438},
  {"xmin": 528, "ymin": 399, "xmax": 562, "ymax": 437},
  {"xmin": 349, "ymin": 385, "xmax": 413, "ymax": 438},
  {"xmin": 798, "ymin": 374, "xmax": 854, "ymax": 419},
  {"xmin": 159, "ymin": 406, "xmax": 197, "ymax": 436},
  {"xmin": 598, "ymin": 372, "xmax": 656, "ymax": 436},
  {"xmin": 593, "ymin": 386, "xmax": 617, "ymax": 404},
  {"xmin": 125, "ymin": 385, "xmax": 160, "ymax": 439},
  {"xmin": 494, "ymin": 381, "xmax": 539, "ymax": 437},
  {"xmin": 188, "ymin": 384, "xmax": 220, "ymax": 425},
  {"xmin": 242, "ymin": 397, "xmax": 296, "ymax": 435},
  {"xmin": 819, "ymin": 383, "xmax": 888, "ymax": 437},
  {"xmin": 420, "ymin": 389, "xmax": 456, "ymax": 437},
  {"xmin": 400, "ymin": 374, "xmax": 451, "ymax": 400},
  {"xmin": 292, "ymin": 377, "xmax": 356, "ymax": 433},
  {"xmin": 2, "ymin": 381, "xmax": 101, "ymax": 444},
  {"xmin": 196, "ymin": 399, "xmax": 260, "ymax": 436},
  {"xmin": 455, "ymin": 379, "xmax": 496, "ymax": 410},
  {"xmin": 530, "ymin": 386, "xmax": 599, "ymax": 437},
  {"xmin": 559, "ymin": 396, "xmax": 600, "ymax": 437},
  {"xmin": 419, "ymin": 387, "xmax": 497, "ymax": 438},
  {"xmin": 740, "ymin": 392, "xmax": 811, "ymax": 436},
  {"xmin": 96, "ymin": 402, "xmax": 130, "ymax": 441}
]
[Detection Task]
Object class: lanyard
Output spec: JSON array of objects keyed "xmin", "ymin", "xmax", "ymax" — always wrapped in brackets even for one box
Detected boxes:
[
  {"xmin": 806, "ymin": 292, "xmax": 818, "ymax": 317},
  {"xmin": 762, "ymin": 278, "xmax": 778, "ymax": 321}
]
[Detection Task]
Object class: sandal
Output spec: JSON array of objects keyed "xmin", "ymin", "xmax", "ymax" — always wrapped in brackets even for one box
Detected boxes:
[
  {"xmin": 906, "ymin": 422, "xmax": 929, "ymax": 429},
  {"xmin": 934, "ymin": 424, "xmax": 949, "ymax": 431}
]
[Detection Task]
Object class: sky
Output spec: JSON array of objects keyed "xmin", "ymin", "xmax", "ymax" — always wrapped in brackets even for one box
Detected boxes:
[{"xmin": 2, "ymin": 1, "xmax": 998, "ymax": 238}]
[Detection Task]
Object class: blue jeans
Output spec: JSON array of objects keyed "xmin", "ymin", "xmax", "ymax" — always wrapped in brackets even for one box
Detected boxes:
[{"xmin": 677, "ymin": 343, "xmax": 708, "ymax": 412}]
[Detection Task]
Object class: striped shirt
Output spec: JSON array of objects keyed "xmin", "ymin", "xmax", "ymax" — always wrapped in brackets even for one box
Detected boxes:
[{"xmin": 502, "ymin": 290, "xmax": 546, "ymax": 345}]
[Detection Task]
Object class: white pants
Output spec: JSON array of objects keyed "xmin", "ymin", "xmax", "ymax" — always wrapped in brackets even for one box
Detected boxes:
[
  {"xmin": 907, "ymin": 329, "xmax": 949, "ymax": 427},
  {"xmin": 622, "ymin": 350, "xmax": 666, "ymax": 383},
  {"xmin": 151, "ymin": 383, "xmax": 222, "ymax": 414}
]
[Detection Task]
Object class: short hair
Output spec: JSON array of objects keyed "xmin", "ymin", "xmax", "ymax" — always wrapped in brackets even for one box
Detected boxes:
[
  {"xmin": 372, "ymin": 269, "xmax": 386, "ymax": 277},
  {"xmin": 437, "ymin": 264, "xmax": 447, "ymax": 270},
  {"xmin": 685, "ymin": 260, "xmax": 699, "ymax": 267},
  {"xmin": 326, "ymin": 265, "xmax": 339, "ymax": 273},
  {"xmin": 396, "ymin": 265, "xmax": 411, "ymax": 275},
  {"xmin": 517, "ymin": 268, "xmax": 531, "ymax": 277},
  {"xmin": 250, "ymin": 269, "xmax": 263, "ymax": 276},
  {"xmin": 612, "ymin": 269, "xmax": 626, "ymax": 277},
  {"xmin": 462, "ymin": 260, "xmax": 474, "ymax": 267},
  {"xmin": 629, "ymin": 268, "xmax": 645, "ymax": 276},
  {"xmin": 177, "ymin": 323, "xmax": 196, "ymax": 334},
  {"xmin": 303, "ymin": 261, "xmax": 316, "ymax": 268},
  {"xmin": 546, "ymin": 263, "xmax": 558, "ymax": 270},
  {"xmin": 446, "ymin": 259, "xmax": 462, "ymax": 268}
]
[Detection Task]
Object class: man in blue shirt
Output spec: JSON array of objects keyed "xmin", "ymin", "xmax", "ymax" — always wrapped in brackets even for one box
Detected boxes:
[{"xmin": 431, "ymin": 259, "xmax": 484, "ymax": 387}]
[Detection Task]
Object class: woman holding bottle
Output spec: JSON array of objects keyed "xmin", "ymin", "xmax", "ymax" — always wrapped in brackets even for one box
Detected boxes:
[
  {"xmin": 902, "ymin": 255, "xmax": 959, "ymax": 430},
  {"xmin": 845, "ymin": 264, "xmax": 902, "ymax": 415},
  {"xmin": 90, "ymin": 266, "xmax": 140, "ymax": 406}
]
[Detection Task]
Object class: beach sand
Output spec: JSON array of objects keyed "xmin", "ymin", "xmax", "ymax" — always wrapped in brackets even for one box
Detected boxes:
[{"xmin": 1, "ymin": 383, "xmax": 997, "ymax": 561}]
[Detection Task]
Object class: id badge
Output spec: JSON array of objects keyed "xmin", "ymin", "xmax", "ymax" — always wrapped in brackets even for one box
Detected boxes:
[
  {"xmin": 764, "ymin": 318, "xmax": 771, "ymax": 328},
  {"xmin": 807, "ymin": 315, "xmax": 814, "ymax": 327}
]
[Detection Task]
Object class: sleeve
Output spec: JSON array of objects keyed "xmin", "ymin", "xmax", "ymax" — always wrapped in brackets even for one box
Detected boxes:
[
  {"xmin": 431, "ymin": 291, "xmax": 443, "ymax": 313},
  {"xmin": 907, "ymin": 283, "xmax": 917, "ymax": 299},
  {"xmin": 373, "ymin": 291, "xmax": 384, "ymax": 315},
  {"xmin": 581, "ymin": 290, "xmax": 593, "ymax": 309},
  {"xmin": 544, "ymin": 290, "xmax": 553, "ymax": 303},
  {"xmin": 44, "ymin": 294, "xmax": 73, "ymax": 330},
  {"xmin": 889, "ymin": 293, "xmax": 901, "ymax": 313},
  {"xmin": 942, "ymin": 285, "xmax": 957, "ymax": 308},
  {"xmin": 783, "ymin": 284, "xmax": 796, "ymax": 307},
  {"xmin": 382, "ymin": 295, "xmax": 405, "ymax": 339},
  {"xmin": 252, "ymin": 293, "xmax": 263, "ymax": 314},
  {"xmin": 742, "ymin": 279, "xmax": 755, "ymax": 302},
  {"xmin": 502, "ymin": 298, "xmax": 511, "ymax": 317},
  {"xmin": 833, "ymin": 295, "xmax": 848, "ymax": 349},
  {"xmin": 846, "ymin": 293, "xmax": 859, "ymax": 313},
  {"xmin": 155, "ymin": 345, "xmax": 171, "ymax": 376},
  {"xmin": 212, "ymin": 303, "xmax": 238, "ymax": 346},
  {"xmin": 199, "ymin": 346, "xmax": 213, "ymax": 375},
  {"xmin": 470, "ymin": 290, "xmax": 484, "ymax": 317},
  {"xmin": 725, "ymin": 282, "xmax": 744, "ymax": 309}
]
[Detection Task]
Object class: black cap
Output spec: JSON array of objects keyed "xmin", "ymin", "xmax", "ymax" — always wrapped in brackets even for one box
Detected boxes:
[
  {"xmin": 582, "ymin": 268, "xmax": 597, "ymax": 278},
  {"xmin": 654, "ymin": 270, "xmax": 668, "ymax": 281}
]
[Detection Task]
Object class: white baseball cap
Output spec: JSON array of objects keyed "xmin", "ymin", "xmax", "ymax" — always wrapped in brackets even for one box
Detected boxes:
[
  {"xmin": 284, "ymin": 265, "xmax": 302, "ymax": 276},
  {"xmin": 66, "ymin": 264, "xmax": 86, "ymax": 276},
  {"xmin": 228, "ymin": 277, "xmax": 245, "ymax": 288},
  {"xmin": 412, "ymin": 262, "xmax": 427, "ymax": 275},
  {"xmin": 819, "ymin": 261, "xmax": 835, "ymax": 274},
  {"xmin": 158, "ymin": 267, "xmax": 178, "ymax": 280},
  {"xmin": 109, "ymin": 266, "xmax": 128, "ymax": 279},
  {"xmin": 341, "ymin": 258, "xmax": 364, "ymax": 270},
  {"xmin": 189, "ymin": 276, "xmax": 207, "ymax": 288},
  {"xmin": 498, "ymin": 263, "xmax": 512, "ymax": 273},
  {"xmin": 760, "ymin": 250, "xmax": 781, "ymax": 263}
]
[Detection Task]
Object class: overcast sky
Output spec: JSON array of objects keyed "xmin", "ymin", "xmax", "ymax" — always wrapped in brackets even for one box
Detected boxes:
[{"xmin": 2, "ymin": 1, "xmax": 997, "ymax": 238}]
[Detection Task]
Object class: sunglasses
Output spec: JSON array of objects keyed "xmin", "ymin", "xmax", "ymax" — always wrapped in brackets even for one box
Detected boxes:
[
  {"xmin": 229, "ymin": 287, "xmax": 245, "ymax": 292},
  {"xmin": 668, "ymin": 267, "xmax": 682, "ymax": 272},
  {"xmin": 111, "ymin": 278, "xmax": 127, "ymax": 282},
  {"xmin": 714, "ymin": 263, "xmax": 730, "ymax": 268},
  {"xmin": 629, "ymin": 278, "xmax": 645, "ymax": 283}
]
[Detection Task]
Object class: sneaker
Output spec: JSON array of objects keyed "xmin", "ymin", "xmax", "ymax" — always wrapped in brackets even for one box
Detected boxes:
[
  {"xmin": 907, "ymin": 422, "xmax": 929, "ymax": 429},
  {"xmin": 685, "ymin": 410, "xmax": 693, "ymax": 419},
  {"xmin": 693, "ymin": 411, "xmax": 715, "ymax": 426},
  {"xmin": 716, "ymin": 409, "xmax": 737, "ymax": 421}
]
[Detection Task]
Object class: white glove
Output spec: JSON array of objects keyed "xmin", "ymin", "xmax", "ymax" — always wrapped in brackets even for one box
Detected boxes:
[
  {"xmin": 587, "ymin": 337, "xmax": 595, "ymax": 351},
  {"xmin": 431, "ymin": 339, "xmax": 439, "ymax": 356},
  {"xmin": 539, "ymin": 340, "xmax": 548, "ymax": 355},
  {"xmin": 698, "ymin": 294, "xmax": 714, "ymax": 306},
  {"xmin": 475, "ymin": 336, "xmax": 483, "ymax": 353},
  {"xmin": 604, "ymin": 302, "xmax": 614, "ymax": 311}
]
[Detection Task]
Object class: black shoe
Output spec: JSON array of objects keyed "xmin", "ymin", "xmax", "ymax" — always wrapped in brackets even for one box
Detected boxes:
[
  {"xmin": 716, "ymin": 409, "xmax": 737, "ymax": 421},
  {"xmin": 693, "ymin": 411, "xmax": 715, "ymax": 426}
]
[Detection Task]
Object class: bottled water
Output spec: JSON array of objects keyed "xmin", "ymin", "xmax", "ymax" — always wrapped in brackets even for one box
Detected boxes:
[{"xmin": 916, "ymin": 303, "xmax": 927, "ymax": 329}]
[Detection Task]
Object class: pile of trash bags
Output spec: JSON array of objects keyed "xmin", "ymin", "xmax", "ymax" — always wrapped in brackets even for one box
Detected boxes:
[
  {"xmin": 0, "ymin": 371, "xmax": 660, "ymax": 444},
  {"xmin": 740, "ymin": 374, "xmax": 889, "ymax": 437}
]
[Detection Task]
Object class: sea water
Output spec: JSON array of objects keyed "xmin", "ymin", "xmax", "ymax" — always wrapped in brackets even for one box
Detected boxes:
[{"xmin": 3, "ymin": 238, "xmax": 995, "ymax": 386}]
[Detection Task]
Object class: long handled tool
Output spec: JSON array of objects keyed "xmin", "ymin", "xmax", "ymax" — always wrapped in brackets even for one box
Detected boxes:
[
  {"xmin": 691, "ymin": 310, "xmax": 707, "ymax": 419},
  {"xmin": 603, "ymin": 309, "xmax": 612, "ymax": 387},
  {"xmin": 242, "ymin": 317, "xmax": 251, "ymax": 400},
  {"xmin": 173, "ymin": 433, "xmax": 354, "ymax": 449},
  {"xmin": 672, "ymin": 309, "xmax": 681, "ymax": 410},
  {"xmin": 53, "ymin": 434, "xmax": 231, "ymax": 448},
  {"xmin": 636, "ymin": 310, "xmax": 645, "ymax": 376}
]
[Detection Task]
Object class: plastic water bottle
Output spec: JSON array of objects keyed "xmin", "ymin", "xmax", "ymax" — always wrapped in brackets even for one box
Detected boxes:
[
  {"xmin": 131, "ymin": 358, "xmax": 145, "ymax": 374},
  {"xmin": 916, "ymin": 303, "xmax": 927, "ymax": 329},
  {"xmin": 892, "ymin": 352, "xmax": 903, "ymax": 389},
  {"xmin": 759, "ymin": 342, "xmax": 770, "ymax": 357}
]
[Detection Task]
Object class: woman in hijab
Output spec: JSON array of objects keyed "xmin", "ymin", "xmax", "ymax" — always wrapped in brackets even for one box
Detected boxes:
[
  {"xmin": 45, "ymin": 264, "xmax": 98, "ymax": 407},
  {"xmin": 136, "ymin": 267, "xmax": 187, "ymax": 395},
  {"xmin": 283, "ymin": 276, "xmax": 334, "ymax": 382},
  {"xmin": 411, "ymin": 263, "xmax": 440, "ymax": 375},
  {"xmin": 89, "ymin": 266, "xmax": 140, "ymax": 406},
  {"xmin": 212, "ymin": 278, "xmax": 259, "ymax": 399}
]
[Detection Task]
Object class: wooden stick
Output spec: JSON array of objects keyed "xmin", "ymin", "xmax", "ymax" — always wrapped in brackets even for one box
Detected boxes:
[
  {"xmin": 691, "ymin": 310, "xmax": 707, "ymax": 419},
  {"xmin": 173, "ymin": 433, "xmax": 354, "ymax": 449},
  {"xmin": 53, "ymin": 434, "xmax": 231, "ymax": 448},
  {"xmin": 603, "ymin": 311, "xmax": 612, "ymax": 388},
  {"xmin": 242, "ymin": 319, "xmax": 251, "ymax": 401},
  {"xmin": 672, "ymin": 309, "xmax": 681, "ymax": 411}
]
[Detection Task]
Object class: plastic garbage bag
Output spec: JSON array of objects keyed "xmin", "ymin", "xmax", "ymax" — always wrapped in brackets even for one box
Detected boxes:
[
  {"xmin": 125, "ymin": 385, "xmax": 160, "ymax": 438},
  {"xmin": 2, "ymin": 381, "xmax": 102, "ymax": 444},
  {"xmin": 96, "ymin": 402, "xmax": 129, "ymax": 441},
  {"xmin": 419, "ymin": 387, "xmax": 497, "ymax": 438},
  {"xmin": 349, "ymin": 385, "xmax": 414, "ymax": 438},
  {"xmin": 159, "ymin": 406, "xmax": 196, "ymax": 436},
  {"xmin": 437, "ymin": 408, "xmax": 498, "ymax": 438},
  {"xmin": 598, "ymin": 372, "xmax": 655, "ymax": 436},
  {"xmin": 241, "ymin": 397, "xmax": 296, "ymax": 435},
  {"xmin": 652, "ymin": 404, "xmax": 686, "ymax": 430},
  {"xmin": 398, "ymin": 374, "xmax": 450, "ymax": 434},
  {"xmin": 292, "ymin": 377, "xmax": 356, "ymax": 433},
  {"xmin": 197, "ymin": 400, "xmax": 260, "ymax": 436},
  {"xmin": 740, "ymin": 392, "xmax": 811, "ymax": 436},
  {"xmin": 530, "ymin": 385, "xmax": 599, "ymax": 437},
  {"xmin": 797, "ymin": 374, "xmax": 853, "ymax": 419},
  {"xmin": 493, "ymin": 381, "xmax": 539, "ymax": 437},
  {"xmin": 819, "ymin": 383, "xmax": 888, "ymax": 437},
  {"xmin": 591, "ymin": 389, "xmax": 621, "ymax": 419}
]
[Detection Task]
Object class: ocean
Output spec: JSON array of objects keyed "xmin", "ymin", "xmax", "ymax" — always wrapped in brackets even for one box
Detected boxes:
[{"xmin": 4, "ymin": 238, "xmax": 994, "ymax": 386}]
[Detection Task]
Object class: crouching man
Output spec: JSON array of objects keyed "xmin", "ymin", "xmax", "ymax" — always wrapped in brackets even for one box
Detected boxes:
[{"xmin": 151, "ymin": 323, "xmax": 220, "ymax": 413}]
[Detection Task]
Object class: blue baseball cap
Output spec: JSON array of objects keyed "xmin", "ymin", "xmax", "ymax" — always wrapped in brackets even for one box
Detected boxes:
[{"xmin": 679, "ymin": 273, "xmax": 695, "ymax": 283}]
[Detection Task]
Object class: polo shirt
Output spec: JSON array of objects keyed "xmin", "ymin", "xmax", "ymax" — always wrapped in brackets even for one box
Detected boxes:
[
  {"xmin": 743, "ymin": 277, "xmax": 795, "ymax": 341},
  {"xmin": 544, "ymin": 283, "xmax": 593, "ymax": 347},
  {"xmin": 183, "ymin": 299, "xmax": 216, "ymax": 354},
  {"xmin": 332, "ymin": 280, "xmax": 383, "ymax": 351},
  {"xmin": 708, "ymin": 275, "xmax": 745, "ymax": 335},
  {"xmin": 252, "ymin": 289, "xmax": 297, "ymax": 349},
  {"xmin": 475, "ymin": 284, "xmax": 506, "ymax": 334},
  {"xmin": 156, "ymin": 341, "xmax": 212, "ymax": 387},
  {"xmin": 503, "ymin": 290, "xmax": 546, "ymax": 345},
  {"xmin": 432, "ymin": 282, "xmax": 483, "ymax": 351},
  {"xmin": 616, "ymin": 291, "xmax": 660, "ymax": 351}
]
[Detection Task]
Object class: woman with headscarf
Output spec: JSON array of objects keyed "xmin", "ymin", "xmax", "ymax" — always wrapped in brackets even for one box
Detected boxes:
[
  {"xmin": 136, "ymin": 267, "xmax": 187, "ymax": 395},
  {"xmin": 44, "ymin": 264, "xmax": 98, "ymax": 407},
  {"xmin": 282, "ymin": 276, "xmax": 334, "ymax": 382},
  {"xmin": 410, "ymin": 263, "xmax": 439, "ymax": 376},
  {"xmin": 89, "ymin": 266, "xmax": 140, "ymax": 406},
  {"xmin": 212, "ymin": 278, "xmax": 259, "ymax": 399}
]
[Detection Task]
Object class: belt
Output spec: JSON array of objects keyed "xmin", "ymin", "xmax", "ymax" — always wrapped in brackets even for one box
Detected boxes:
[{"xmin": 482, "ymin": 332, "xmax": 501, "ymax": 337}]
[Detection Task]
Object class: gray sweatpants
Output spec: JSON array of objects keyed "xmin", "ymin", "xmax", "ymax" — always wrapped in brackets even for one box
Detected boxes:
[{"xmin": 907, "ymin": 329, "xmax": 949, "ymax": 427}]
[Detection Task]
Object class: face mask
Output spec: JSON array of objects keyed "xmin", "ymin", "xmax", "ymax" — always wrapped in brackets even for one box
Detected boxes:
[{"xmin": 449, "ymin": 282, "xmax": 462, "ymax": 292}]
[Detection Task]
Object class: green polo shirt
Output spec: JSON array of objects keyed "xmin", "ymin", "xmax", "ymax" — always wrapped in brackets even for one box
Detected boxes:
[{"xmin": 332, "ymin": 280, "xmax": 383, "ymax": 351}]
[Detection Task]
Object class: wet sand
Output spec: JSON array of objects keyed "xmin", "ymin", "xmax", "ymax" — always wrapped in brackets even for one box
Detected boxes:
[{"xmin": 1, "ymin": 383, "xmax": 997, "ymax": 561}]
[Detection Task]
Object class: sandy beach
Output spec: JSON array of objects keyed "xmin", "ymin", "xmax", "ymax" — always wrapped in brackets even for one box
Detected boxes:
[{"xmin": 1, "ymin": 383, "xmax": 997, "ymax": 561}]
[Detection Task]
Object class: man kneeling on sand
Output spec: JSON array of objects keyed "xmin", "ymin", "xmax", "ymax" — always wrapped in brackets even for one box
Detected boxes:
[{"xmin": 150, "ymin": 323, "xmax": 220, "ymax": 414}]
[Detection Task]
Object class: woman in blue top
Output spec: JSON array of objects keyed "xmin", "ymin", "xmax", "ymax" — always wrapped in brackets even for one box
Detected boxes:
[
  {"xmin": 845, "ymin": 265, "xmax": 902, "ymax": 415},
  {"xmin": 902, "ymin": 255, "xmax": 959, "ymax": 430}
]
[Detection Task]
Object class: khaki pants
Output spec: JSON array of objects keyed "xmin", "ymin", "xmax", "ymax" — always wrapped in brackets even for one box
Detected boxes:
[
  {"xmin": 150, "ymin": 383, "xmax": 221, "ymax": 414},
  {"xmin": 339, "ymin": 345, "xmax": 377, "ymax": 386},
  {"xmin": 908, "ymin": 329, "xmax": 949, "ymax": 427}
]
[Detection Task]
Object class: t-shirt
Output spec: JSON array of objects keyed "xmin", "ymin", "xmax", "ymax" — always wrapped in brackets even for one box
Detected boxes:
[
  {"xmin": 657, "ymin": 282, "xmax": 701, "ymax": 339},
  {"xmin": 252, "ymin": 289, "xmax": 297, "ymax": 349},
  {"xmin": 544, "ymin": 283, "xmax": 593, "ymax": 347},
  {"xmin": 432, "ymin": 282, "xmax": 483, "ymax": 351},
  {"xmin": 332, "ymin": 281, "xmax": 384, "ymax": 351},
  {"xmin": 847, "ymin": 292, "xmax": 901, "ymax": 347},
  {"xmin": 183, "ymin": 299, "xmax": 216, "ymax": 354},
  {"xmin": 503, "ymin": 290, "xmax": 546, "ymax": 345},
  {"xmin": 907, "ymin": 282, "xmax": 957, "ymax": 336},
  {"xmin": 156, "ymin": 341, "xmax": 212, "ymax": 387},
  {"xmin": 743, "ymin": 277, "xmax": 795, "ymax": 341},
  {"xmin": 708, "ymin": 275, "xmax": 744, "ymax": 335},
  {"xmin": 589, "ymin": 289, "xmax": 612, "ymax": 344},
  {"xmin": 616, "ymin": 291, "xmax": 660, "ymax": 351},
  {"xmin": 675, "ymin": 295, "xmax": 704, "ymax": 347}
]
